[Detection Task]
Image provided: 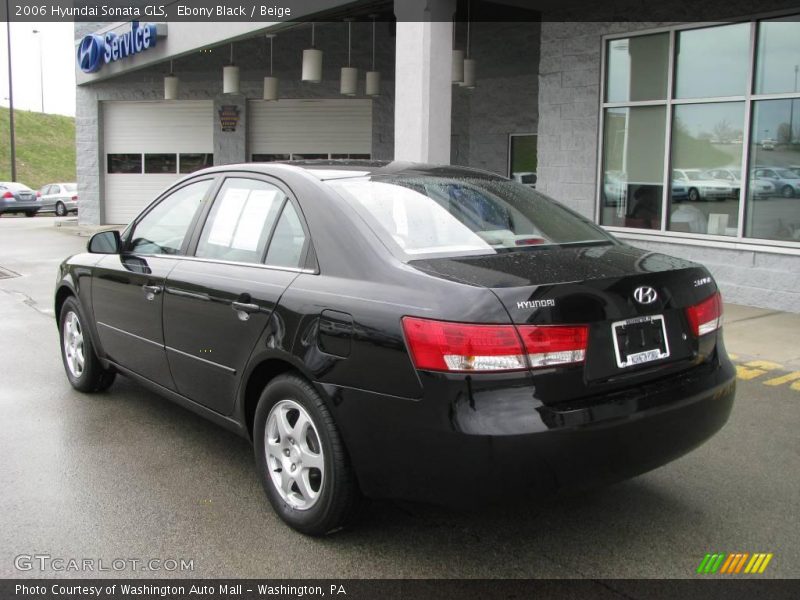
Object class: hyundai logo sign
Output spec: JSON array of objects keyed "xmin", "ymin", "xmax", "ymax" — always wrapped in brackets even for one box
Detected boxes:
[
  {"xmin": 76, "ymin": 22, "xmax": 158, "ymax": 74},
  {"xmin": 633, "ymin": 286, "xmax": 658, "ymax": 305}
]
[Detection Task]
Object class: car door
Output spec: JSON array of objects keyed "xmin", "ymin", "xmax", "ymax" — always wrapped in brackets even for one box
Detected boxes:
[
  {"xmin": 91, "ymin": 178, "xmax": 214, "ymax": 389},
  {"xmin": 39, "ymin": 185, "xmax": 55, "ymax": 211},
  {"xmin": 162, "ymin": 176, "xmax": 310, "ymax": 415}
]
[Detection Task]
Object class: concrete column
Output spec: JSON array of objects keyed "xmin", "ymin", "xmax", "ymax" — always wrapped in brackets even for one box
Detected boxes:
[{"xmin": 393, "ymin": 0, "xmax": 455, "ymax": 164}]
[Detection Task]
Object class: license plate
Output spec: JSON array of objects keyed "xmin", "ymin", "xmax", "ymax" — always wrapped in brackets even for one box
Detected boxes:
[{"xmin": 611, "ymin": 314, "xmax": 670, "ymax": 369}]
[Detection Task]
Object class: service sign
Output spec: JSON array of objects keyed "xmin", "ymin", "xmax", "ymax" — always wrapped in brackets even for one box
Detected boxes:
[{"xmin": 77, "ymin": 22, "xmax": 158, "ymax": 74}]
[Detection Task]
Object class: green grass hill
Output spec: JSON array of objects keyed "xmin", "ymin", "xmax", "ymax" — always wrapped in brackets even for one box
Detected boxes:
[{"xmin": 0, "ymin": 106, "xmax": 76, "ymax": 190}]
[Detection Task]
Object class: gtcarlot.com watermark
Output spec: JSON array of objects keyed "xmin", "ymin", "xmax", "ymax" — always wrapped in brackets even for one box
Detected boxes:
[{"xmin": 14, "ymin": 554, "xmax": 194, "ymax": 573}]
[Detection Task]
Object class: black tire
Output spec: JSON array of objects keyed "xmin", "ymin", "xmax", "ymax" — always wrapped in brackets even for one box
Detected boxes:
[
  {"xmin": 55, "ymin": 202, "xmax": 67, "ymax": 216},
  {"xmin": 25, "ymin": 211, "xmax": 37, "ymax": 217},
  {"xmin": 253, "ymin": 374, "xmax": 360, "ymax": 536},
  {"xmin": 688, "ymin": 188, "xmax": 700, "ymax": 202},
  {"xmin": 59, "ymin": 297, "xmax": 116, "ymax": 393},
  {"xmin": 781, "ymin": 185, "xmax": 795, "ymax": 199}
]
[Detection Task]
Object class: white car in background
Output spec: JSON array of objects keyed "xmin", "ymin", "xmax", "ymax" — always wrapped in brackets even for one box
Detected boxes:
[
  {"xmin": 672, "ymin": 169, "xmax": 735, "ymax": 202},
  {"xmin": 705, "ymin": 168, "xmax": 775, "ymax": 199},
  {"xmin": 38, "ymin": 183, "xmax": 78, "ymax": 216}
]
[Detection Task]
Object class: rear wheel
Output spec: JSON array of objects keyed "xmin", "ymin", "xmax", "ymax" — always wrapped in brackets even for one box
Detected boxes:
[
  {"xmin": 687, "ymin": 188, "xmax": 700, "ymax": 202},
  {"xmin": 253, "ymin": 374, "xmax": 360, "ymax": 536},
  {"xmin": 55, "ymin": 202, "xmax": 67, "ymax": 216},
  {"xmin": 59, "ymin": 297, "xmax": 115, "ymax": 392}
]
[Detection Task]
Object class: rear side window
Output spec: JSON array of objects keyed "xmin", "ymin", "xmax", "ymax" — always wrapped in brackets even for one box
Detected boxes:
[
  {"xmin": 328, "ymin": 177, "xmax": 613, "ymax": 258},
  {"xmin": 195, "ymin": 178, "xmax": 285, "ymax": 264},
  {"xmin": 129, "ymin": 180, "xmax": 212, "ymax": 255},
  {"xmin": 264, "ymin": 202, "xmax": 307, "ymax": 268}
]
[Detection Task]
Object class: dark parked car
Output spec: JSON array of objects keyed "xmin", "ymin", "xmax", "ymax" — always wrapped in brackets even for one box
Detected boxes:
[
  {"xmin": 0, "ymin": 182, "xmax": 41, "ymax": 217},
  {"xmin": 55, "ymin": 161, "xmax": 735, "ymax": 535}
]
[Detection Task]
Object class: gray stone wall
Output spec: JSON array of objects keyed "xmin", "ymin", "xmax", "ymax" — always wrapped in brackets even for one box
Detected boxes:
[
  {"xmin": 451, "ymin": 21, "xmax": 540, "ymax": 175},
  {"xmin": 536, "ymin": 3, "xmax": 800, "ymax": 312},
  {"xmin": 75, "ymin": 21, "xmax": 396, "ymax": 225}
]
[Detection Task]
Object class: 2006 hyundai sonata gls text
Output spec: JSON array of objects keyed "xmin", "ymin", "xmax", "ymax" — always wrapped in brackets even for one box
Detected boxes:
[{"xmin": 56, "ymin": 161, "xmax": 735, "ymax": 535}]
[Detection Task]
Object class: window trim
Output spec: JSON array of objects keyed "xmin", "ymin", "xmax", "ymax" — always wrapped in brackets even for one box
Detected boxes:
[{"xmin": 596, "ymin": 12, "xmax": 800, "ymax": 250}]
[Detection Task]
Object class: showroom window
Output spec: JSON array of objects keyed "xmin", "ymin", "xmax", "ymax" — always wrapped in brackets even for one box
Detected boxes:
[
  {"xmin": 599, "ymin": 15, "xmax": 800, "ymax": 246},
  {"xmin": 251, "ymin": 153, "xmax": 371, "ymax": 162}
]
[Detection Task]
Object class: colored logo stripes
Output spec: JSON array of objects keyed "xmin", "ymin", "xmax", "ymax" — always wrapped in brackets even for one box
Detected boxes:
[{"xmin": 697, "ymin": 552, "xmax": 773, "ymax": 574}]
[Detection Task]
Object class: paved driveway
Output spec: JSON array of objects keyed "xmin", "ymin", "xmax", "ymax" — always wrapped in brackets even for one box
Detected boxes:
[{"xmin": 0, "ymin": 216, "xmax": 797, "ymax": 579}]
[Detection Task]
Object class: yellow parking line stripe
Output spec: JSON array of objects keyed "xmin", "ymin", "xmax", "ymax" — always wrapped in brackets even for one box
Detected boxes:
[
  {"xmin": 744, "ymin": 360, "xmax": 783, "ymax": 371},
  {"xmin": 736, "ymin": 366, "xmax": 766, "ymax": 380},
  {"xmin": 763, "ymin": 371, "xmax": 800, "ymax": 387}
]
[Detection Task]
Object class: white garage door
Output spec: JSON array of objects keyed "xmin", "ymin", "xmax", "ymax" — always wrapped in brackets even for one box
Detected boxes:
[
  {"xmin": 102, "ymin": 101, "xmax": 213, "ymax": 224},
  {"xmin": 248, "ymin": 98, "xmax": 372, "ymax": 160}
]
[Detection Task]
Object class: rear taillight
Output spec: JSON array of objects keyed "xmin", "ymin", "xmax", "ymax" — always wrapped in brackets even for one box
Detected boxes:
[
  {"xmin": 401, "ymin": 317, "xmax": 589, "ymax": 373},
  {"xmin": 517, "ymin": 325, "xmax": 589, "ymax": 368},
  {"xmin": 402, "ymin": 317, "xmax": 526, "ymax": 372},
  {"xmin": 71, "ymin": 195, "xmax": 78, "ymax": 201},
  {"xmin": 2, "ymin": 191, "xmax": 12, "ymax": 199},
  {"xmin": 36, "ymin": 190, "xmax": 41, "ymax": 197},
  {"xmin": 685, "ymin": 291, "xmax": 723, "ymax": 337}
]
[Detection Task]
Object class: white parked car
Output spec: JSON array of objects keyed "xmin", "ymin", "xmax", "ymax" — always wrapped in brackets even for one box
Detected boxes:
[
  {"xmin": 705, "ymin": 168, "xmax": 775, "ymax": 199},
  {"xmin": 38, "ymin": 183, "xmax": 78, "ymax": 216},
  {"xmin": 672, "ymin": 169, "xmax": 735, "ymax": 202}
]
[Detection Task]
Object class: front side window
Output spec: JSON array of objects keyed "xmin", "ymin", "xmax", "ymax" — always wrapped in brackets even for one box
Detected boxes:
[
  {"xmin": 129, "ymin": 180, "xmax": 212, "ymax": 255},
  {"xmin": 330, "ymin": 177, "xmax": 613, "ymax": 259},
  {"xmin": 195, "ymin": 179, "xmax": 285, "ymax": 264}
]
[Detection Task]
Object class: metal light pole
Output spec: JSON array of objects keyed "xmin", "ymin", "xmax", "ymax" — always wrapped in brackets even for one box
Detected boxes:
[
  {"xmin": 32, "ymin": 29, "xmax": 43, "ymax": 113},
  {"xmin": 5, "ymin": 0, "xmax": 16, "ymax": 181},
  {"xmin": 791, "ymin": 64, "xmax": 799, "ymax": 144}
]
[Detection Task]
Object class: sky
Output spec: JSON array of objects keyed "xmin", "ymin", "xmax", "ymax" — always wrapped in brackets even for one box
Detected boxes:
[{"xmin": 0, "ymin": 22, "xmax": 76, "ymax": 116}]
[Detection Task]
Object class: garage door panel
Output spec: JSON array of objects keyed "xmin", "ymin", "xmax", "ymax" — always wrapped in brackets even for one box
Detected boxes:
[{"xmin": 104, "ymin": 175, "xmax": 178, "ymax": 225}]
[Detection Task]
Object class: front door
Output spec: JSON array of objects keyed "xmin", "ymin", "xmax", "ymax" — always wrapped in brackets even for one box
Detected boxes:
[{"xmin": 91, "ymin": 178, "xmax": 214, "ymax": 389}]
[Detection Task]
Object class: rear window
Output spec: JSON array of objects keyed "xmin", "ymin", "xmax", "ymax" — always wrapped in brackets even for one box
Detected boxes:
[
  {"xmin": 1, "ymin": 183, "xmax": 33, "ymax": 192},
  {"xmin": 327, "ymin": 177, "xmax": 614, "ymax": 258},
  {"xmin": 63, "ymin": 183, "xmax": 77, "ymax": 192}
]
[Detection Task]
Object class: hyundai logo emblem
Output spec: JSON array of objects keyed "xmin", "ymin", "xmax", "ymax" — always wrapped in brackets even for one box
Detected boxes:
[
  {"xmin": 77, "ymin": 34, "xmax": 105, "ymax": 74},
  {"xmin": 633, "ymin": 286, "xmax": 658, "ymax": 305}
]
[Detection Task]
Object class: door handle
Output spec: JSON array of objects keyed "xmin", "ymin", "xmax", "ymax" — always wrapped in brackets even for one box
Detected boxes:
[
  {"xmin": 231, "ymin": 301, "xmax": 260, "ymax": 314},
  {"xmin": 142, "ymin": 284, "xmax": 163, "ymax": 300}
]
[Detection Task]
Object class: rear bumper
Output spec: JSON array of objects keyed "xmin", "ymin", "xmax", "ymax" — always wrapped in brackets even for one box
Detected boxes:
[
  {"xmin": 322, "ymin": 354, "xmax": 735, "ymax": 505},
  {"xmin": 0, "ymin": 200, "xmax": 40, "ymax": 213}
]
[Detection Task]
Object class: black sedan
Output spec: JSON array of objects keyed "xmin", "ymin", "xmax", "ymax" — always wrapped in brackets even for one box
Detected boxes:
[
  {"xmin": 0, "ymin": 182, "xmax": 41, "ymax": 217},
  {"xmin": 55, "ymin": 161, "xmax": 735, "ymax": 535}
]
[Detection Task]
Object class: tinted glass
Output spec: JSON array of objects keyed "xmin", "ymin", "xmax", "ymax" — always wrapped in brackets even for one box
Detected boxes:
[
  {"xmin": 600, "ymin": 106, "xmax": 666, "ymax": 230},
  {"xmin": 291, "ymin": 154, "xmax": 327, "ymax": 160},
  {"xmin": 675, "ymin": 23, "xmax": 750, "ymax": 99},
  {"xmin": 144, "ymin": 154, "xmax": 178, "ymax": 174},
  {"xmin": 64, "ymin": 183, "xmax": 77, "ymax": 192},
  {"xmin": 329, "ymin": 177, "xmax": 613, "ymax": 258},
  {"xmin": 107, "ymin": 154, "xmax": 142, "ymax": 174},
  {"xmin": 196, "ymin": 179, "xmax": 285, "ymax": 264},
  {"xmin": 129, "ymin": 180, "xmax": 212, "ymax": 255},
  {"xmin": 509, "ymin": 134, "xmax": 537, "ymax": 180},
  {"xmin": 606, "ymin": 34, "xmax": 669, "ymax": 102},
  {"xmin": 755, "ymin": 17, "xmax": 800, "ymax": 95},
  {"xmin": 669, "ymin": 102, "xmax": 744, "ymax": 236},
  {"xmin": 3, "ymin": 182, "xmax": 33, "ymax": 192},
  {"xmin": 746, "ymin": 99, "xmax": 800, "ymax": 241},
  {"xmin": 179, "ymin": 154, "xmax": 214, "ymax": 174},
  {"xmin": 265, "ymin": 202, "xmax": 307, "ymax": 268},
  {"xmin": 252, "ymin": 154, "xmax": 291, "ymax": 162}
]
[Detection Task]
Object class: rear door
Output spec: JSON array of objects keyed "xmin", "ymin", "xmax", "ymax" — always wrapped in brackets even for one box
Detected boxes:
[
  {"xmin": 162, "ymin": 176, "xmax": 309, "ymax": 415},
  {"xmin": 91, "ymin": 178, "xmax": 214, "ymax": 389}
]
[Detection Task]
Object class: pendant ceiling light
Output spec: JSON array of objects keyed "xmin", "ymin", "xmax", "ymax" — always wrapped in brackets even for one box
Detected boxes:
[
  {"xmin": 263, "ymin": 34, "xmax": 279, "ymax": 101},
  {"xmin": 302, "ymin": 23, "xmax": 323, "ymax": 83},
  {"xmin": 164, "ymin": 60, "xmax": 178, "ymax": 100},
  {"xmin": 223, "ymin": 43, "xmax": 240, "ymax": 94},
  {"xmin": 365, "ymin": 15, "xmax": 381, "ymax": 97},
  {"xmin": 460, "ymin": 1, "xmax": 476, "ymax": 89},
  {"xmin": 340, "ymin": 19, "xmax": 358, "ymax": 96},
  {"xmin": 451, "ymin": 19, "xmax": 464, "ymax": 84}
]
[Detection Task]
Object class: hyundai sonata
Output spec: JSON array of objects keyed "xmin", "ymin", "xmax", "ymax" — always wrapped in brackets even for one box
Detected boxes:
[{"xmin": 55, "ymin": 161, "xmax": 735, "ymax": 535}]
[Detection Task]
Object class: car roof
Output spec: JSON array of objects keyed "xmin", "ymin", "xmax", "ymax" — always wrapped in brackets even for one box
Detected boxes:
[{"xmin": 190, "ymin": 160, "xmax": 506, "ymax": 182}]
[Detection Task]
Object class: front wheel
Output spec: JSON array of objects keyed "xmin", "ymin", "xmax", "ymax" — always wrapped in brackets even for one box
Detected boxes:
[
  {"xmin": 59, "ymin": 297, "xmax": 116, "ymax": 392},
  {"xmin": 253, "ymin": 374, "xmax": 360, "ymax": 536},
  {"xmin": 781, "ymin": 185, "xmax": 795, "ymax": 199},
  {"xmin": 55, "ymin": 202, "xmax": 67, "ymax": 216},
  {"xmin": 687, "ymin": 188, "xmax": 700, "ymax": 202}
]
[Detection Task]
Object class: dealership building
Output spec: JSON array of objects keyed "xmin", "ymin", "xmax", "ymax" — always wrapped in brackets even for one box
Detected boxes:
[{"xmin": 74, "ymin": 0, "xmax": 800, "ymax": 311}]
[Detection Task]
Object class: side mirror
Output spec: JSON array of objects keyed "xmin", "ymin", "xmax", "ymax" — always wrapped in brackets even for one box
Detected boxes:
[{"xmin": 88, "ymin": 230, "xmax": 121, "ymax": 254}]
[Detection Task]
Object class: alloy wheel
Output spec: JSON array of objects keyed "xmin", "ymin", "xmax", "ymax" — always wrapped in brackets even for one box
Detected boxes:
[
  {"xmin": 265, "ymin": 399, "xmax": 325, "ymax": 510},
  {"xmin": 63, "ymin": 311, "xmax": 85, "ymax": 378}
]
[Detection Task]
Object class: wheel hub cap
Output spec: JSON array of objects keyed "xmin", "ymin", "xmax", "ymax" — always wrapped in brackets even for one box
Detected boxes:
[
  {"xmin": 63, "ymin": 311, "xmax": 85, "ymax": 378},
  {"xmin": 265, "ymin": 399, "xmax": 324, "ymax": 511}
]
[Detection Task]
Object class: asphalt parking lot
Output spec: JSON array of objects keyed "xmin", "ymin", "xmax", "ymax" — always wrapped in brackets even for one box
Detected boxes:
[{"xmin": 0, "ymin": 215, "xmax": 798, "ymax": 579}]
